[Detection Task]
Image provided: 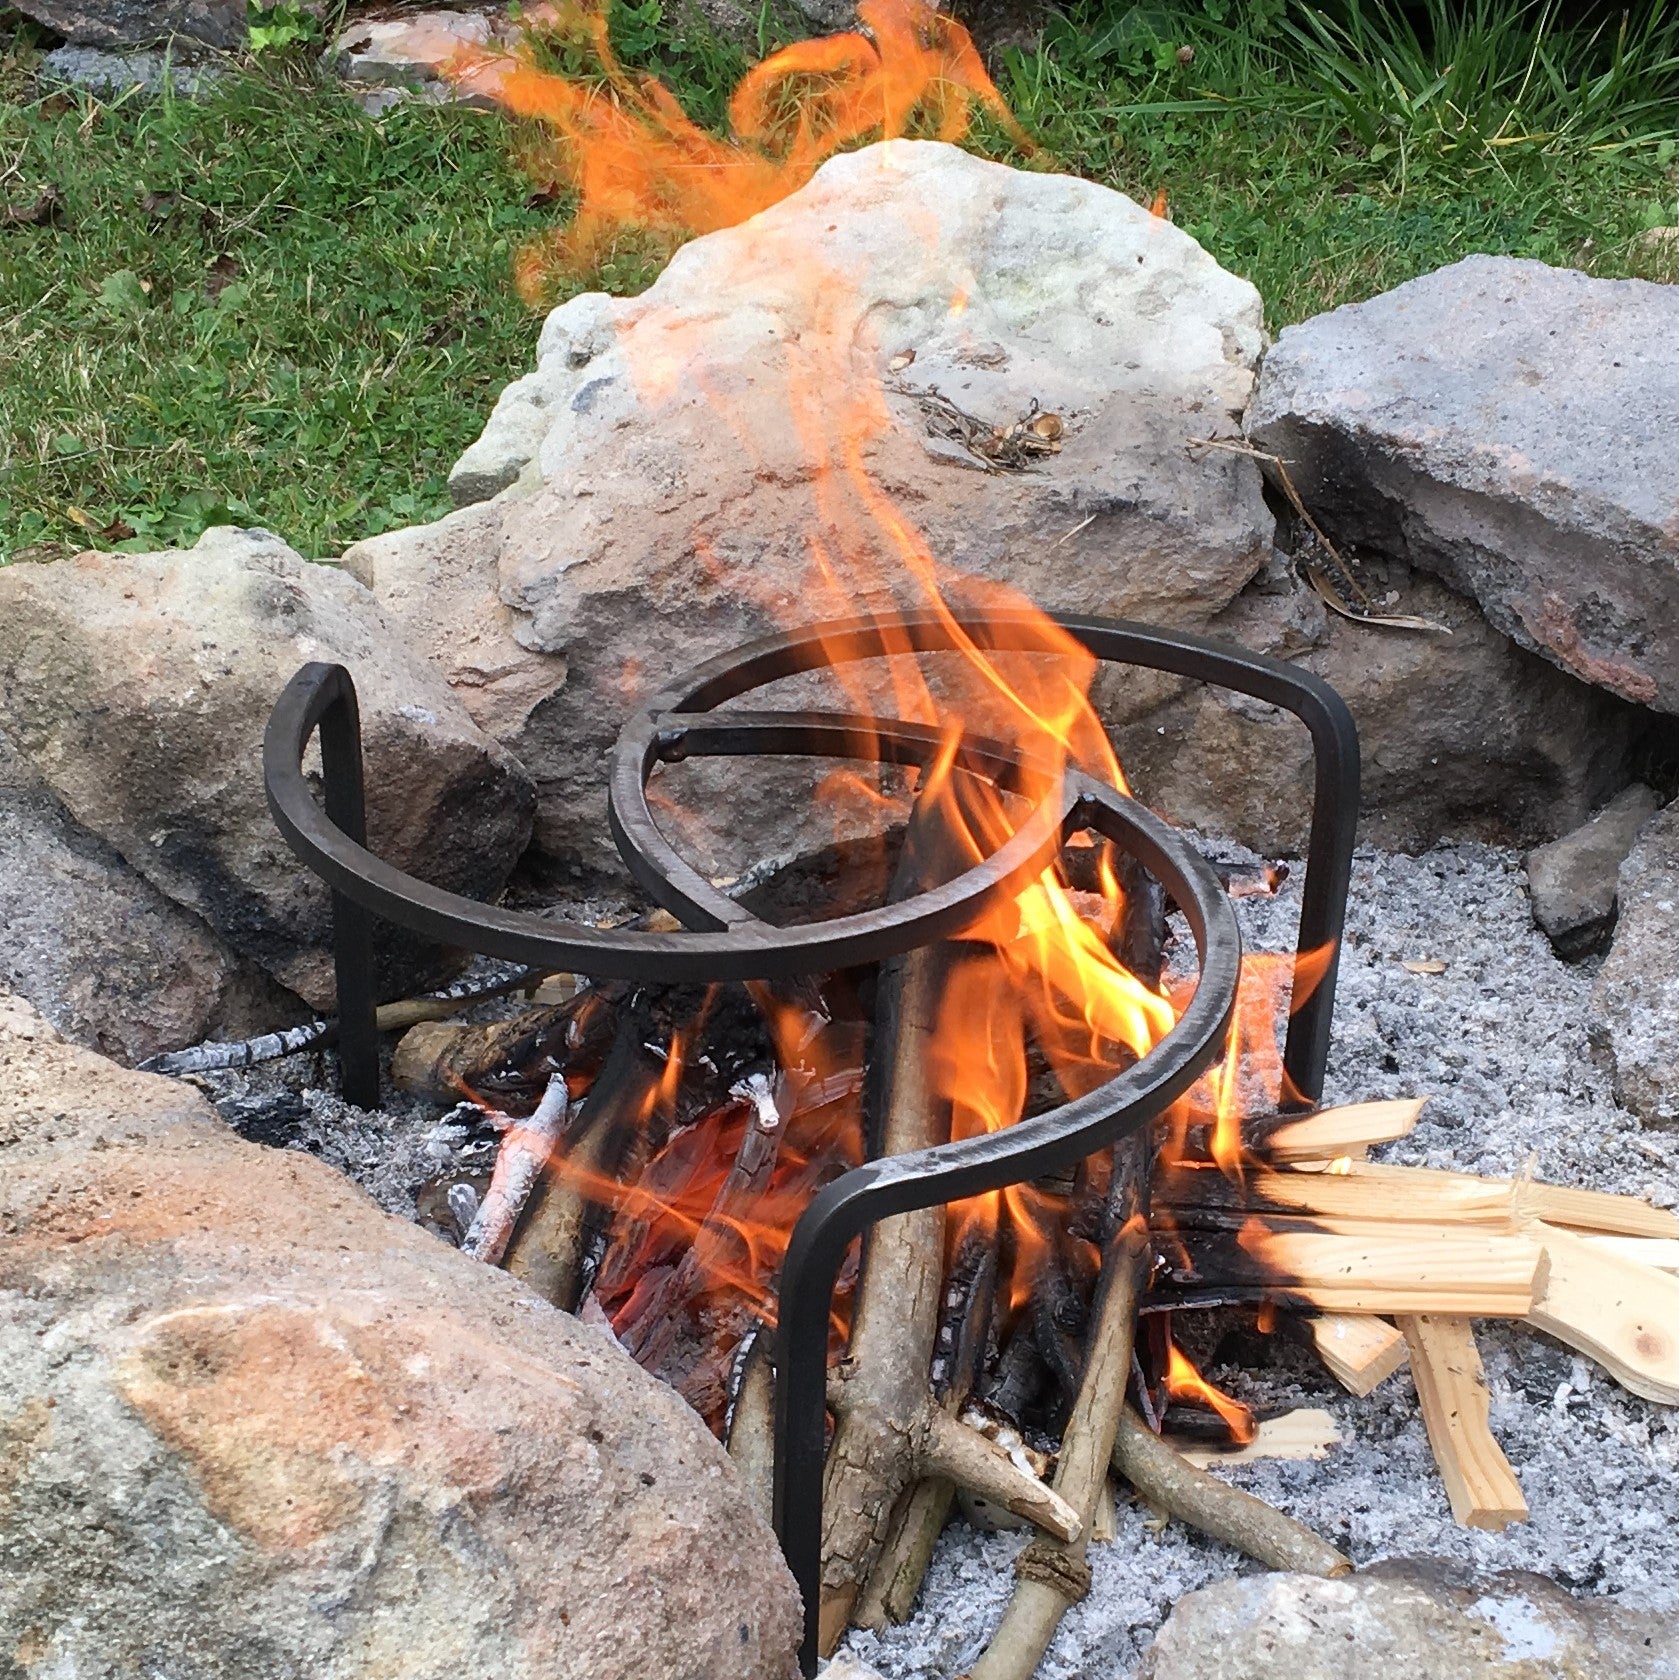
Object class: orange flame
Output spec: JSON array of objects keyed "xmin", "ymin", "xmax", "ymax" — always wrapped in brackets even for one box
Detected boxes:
[
  {"xmin": 454, "ymin": 0, "xmax": 1033, "ymax": 299},
  {"xmin": 452, "ymin": 0, "xmax": 1348, "ymax": 1412},
  {"xmin": 1165, "ymin": 1333, "xmax": 1256, "ymax": 1445},
  {"xmin": 1169, "ymin": 941, "xmax": 1338, "ymax": 1179}
]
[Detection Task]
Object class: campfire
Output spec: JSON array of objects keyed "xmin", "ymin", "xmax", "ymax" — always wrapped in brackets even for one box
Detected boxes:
[
  {"xmin": 380, "ymin": 854, "xmax": 1679, "ymax": 1679},
  {"xmin": 243, "ymin": 6, "xmax": 1679, "ymax": 1678}
]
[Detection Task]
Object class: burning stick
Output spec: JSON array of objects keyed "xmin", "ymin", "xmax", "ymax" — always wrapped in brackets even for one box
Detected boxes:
[
  {"xmin": 1160, "ymin": 1153, "xmax": 1679, "ymax": 1240},
  {"xmin": 390, "ymin": 986, "xmax": 616, "ymax": 1108},
  {"xmin": 460, "ymin": 1073, "xmax": 570, "ymax": 1264},
  {"xmin": 1156, "ymin": 1221, "xmax": 1543, "ymax": 1317},
  {"xmin": 819, "ymin": 939, "xmax": 1079, "ymax": 1651},
  {"xmin": 964, "ymin": 1177, "xmax": 1152, "ymax": 1680},
  {"xmin": 612, "ymin": 1071, "xmax": 791, "ymax": 1403},
  {"xmin": 1111, "ymin": 1408, "xmax": 1352, "ymax": 1576},
  {"xmin": 503, "ymin": 1006, "xmax": 669, "ymax": 1309}
]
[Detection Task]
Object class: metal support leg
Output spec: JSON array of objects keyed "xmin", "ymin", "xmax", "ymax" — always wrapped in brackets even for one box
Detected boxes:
[{"xmin": 314, "ymin": 670, "xmax": 381, "ymax": 1110}]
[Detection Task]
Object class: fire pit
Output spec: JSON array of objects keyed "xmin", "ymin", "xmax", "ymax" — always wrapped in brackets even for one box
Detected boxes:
[{"xmin": 264, "ymin": 603, "xmax": 1358, "ymax": 1673}]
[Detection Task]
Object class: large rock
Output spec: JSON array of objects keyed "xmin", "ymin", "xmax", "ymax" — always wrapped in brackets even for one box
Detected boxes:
[
  {"xmin": 11, "ymin": 0, "xmax": 244, "ymax": 49},
  {"xmin": 1591, "ymin": 800, "xmax": 1679, "ymax": 1128},
  {"xmin": 1248, "ymin": 256, "xmax": 1679, "ymax": 713},
  {"xmin": 377, "ymin": 140, "xmax": 1273, "ymax": 877},
  {"xmin": 0, "ymin": 989, "xmax": 802, "ymax": 1679},
  {"xmin": 327, "ymin": 10, "xmax": 525, "ymax": 110},
  {"xmin": 0, "ymin": 731, "xmax": 296, "ymax": 1063},
  {"xmin": 1525, "ymin": 782, "xmax": 1665, "ymax": 959},
  {"xmin": 343, "ymin": 500, "xmax": 567, "ymax": 761},
  {"xmin": 1136, "ymin": 1564, "xmax": 1679, "ymax": 1680},
  {"xmin": 1109, "ymin": 558, "xmax": 1636, "ymax": 853},
  {"xmin": 0, "ymin": 528, "xmax": 537, "ymax": 1011}
]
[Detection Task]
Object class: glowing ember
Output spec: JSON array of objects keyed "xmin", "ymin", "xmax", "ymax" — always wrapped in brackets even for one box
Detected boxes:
[{"xmin": 1164, "ymin": 1332, "xmax": 1257, "ymax": 1445}]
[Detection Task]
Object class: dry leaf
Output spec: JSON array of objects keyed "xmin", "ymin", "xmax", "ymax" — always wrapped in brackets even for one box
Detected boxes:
[
  {"xmin": 1029, "ymin": 411, "xmax": 1064, "ymax": 442},
  {"xmin": 1306, "ymin": 566, "xmax": 1453, "ymax": 635},
  {"xmin": 1402, "ymin": 959, "xmax": 1448, "ymax": 975},
  {"xmin": 204, "ymin": 252, "xmax": 240, "ymax": 298},
  {"xmin": 888, "ymin": 349, "xmax": 916, "ymax": 372},
  {"xmin": 1, "ymin": 185, "xmax": 63, "ymax": 228}
]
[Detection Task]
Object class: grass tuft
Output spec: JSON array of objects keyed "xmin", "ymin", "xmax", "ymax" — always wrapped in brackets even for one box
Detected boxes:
[{"xmin": 0, "ymin": 48, "xmax": 640, "ymax": 559}]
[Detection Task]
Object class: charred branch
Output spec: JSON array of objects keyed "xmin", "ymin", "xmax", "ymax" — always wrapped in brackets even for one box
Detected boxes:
[
  {"xmin": 139, "ymin": 967, "xmax": 548, "ymax": 1078},
  {"xmin": 502, "ymin": 1003, "xmax": 669, "ymax": 1310},
  {"xmin": 461, "ymin": 1073, "xmax": 570, "ymax": 1265}
]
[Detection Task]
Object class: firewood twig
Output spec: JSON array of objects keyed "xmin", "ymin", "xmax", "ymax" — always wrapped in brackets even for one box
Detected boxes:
[
  {"xmin": 1111, "ymin": 1407, "xmax": 1352, "ymax": 1576},
  {"xmin": 462, "ymin": 1073, "xmax": 570, "ymax": 1264},
  {"xmin": 964, "ymin": 1206, "xmax": 1150, "ymax": 1680},
  {"xmin": 138, "ymin": 967, "xmax": 547, "ymax": 1078}
]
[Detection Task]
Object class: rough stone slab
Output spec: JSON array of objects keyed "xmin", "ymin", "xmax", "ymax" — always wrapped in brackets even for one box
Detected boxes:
[
  {"xmin": 0, "ymin": 991, "xmax": 802, "ymax": 1679},
  {"xmin": 1135, "ymin": 1564, "xmax": 1679, "ymax": 1679},
  {"xmin": 0, "ymin": 731, "xmax": 298, "ymax": 1063},
  {"xmin": 1248, "ymin": 256, "xmax": 1679, "ymax": 713},
  {"xmin": 1591, "ymin": 799, "xmax": 1679, "ymax": 1128},
  {"xmin": 12, "ymin": 0, "xmax": 243, "ymax": 48},
  {"xmin": 0, "ymin": 528, "xmax": 536, "ymax": 1010},
  {"xmin": 1525, "ymin": 783, "xmax": 1664, "ymax": 959},
  {"xmin": 1110, "ymin": 559, "xmax": 1636, "ymax": 854},
  {"xmin": 409, "ymin": 140, "xmax": 1272, "ymax": 876},
  {"xmin": 327, "ymin": 9, "xmax": 521, "ymax": 107},
  {"xmin": 342, "ymin": 499, "xmax": 567, "ymax": 753},
  {"xmin": 40, "ymin": 43, "xmax": 225, "ymax": 95}
]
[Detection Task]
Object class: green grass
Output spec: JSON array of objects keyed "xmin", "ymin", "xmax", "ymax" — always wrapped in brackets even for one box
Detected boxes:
[
  {"xmin": 988, "ymin": 0, "xmax": 1679, "ymax": 322},
  {"xmin": 2, "ymin": 0, "xmax": 1676, "ymax": 562},
  {"xmin": 0, "ymin": 38, "xmax": 661, "ymax": 560}
]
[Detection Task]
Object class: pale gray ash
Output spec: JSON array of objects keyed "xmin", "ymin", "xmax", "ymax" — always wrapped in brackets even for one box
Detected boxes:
[
  {"xmin": 202, "ymin": 845, "xmax": 1679, "ymax": 1678},
  {"xmin": 843, "ymin": 842, "xmax": 1679, "ymax": 1680}
]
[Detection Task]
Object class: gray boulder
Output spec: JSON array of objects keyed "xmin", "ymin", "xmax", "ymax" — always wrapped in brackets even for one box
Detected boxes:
[
  {"xmin": 0, "ymin": 988, "xmax": 803, "ymax": 1680},
  {"xmin": 40, "ymin": 43, "xmax": 225, "ymax": 95},
  {"xmin": 0, "ymin": 529, "xmax": 536, "ymax": 1011},
  {"xmin": 1591, "ymin": 799, "xmax": 1679, "ymax": 1128},
  {"xmin": 12, "ymin": 0, "xmax": 243, "ymax": 49},
  {"xmin": 1525, "ymin": 783, "xmax": 1665, "ymax": 959},
  {"xmin": 1248, "ymin": 256, "xmax": 1679, "ymax": 713},
  {"xmin": 1136, "ymin": 1564, "xmax": 1679, "ymax": 1680},
  {"xmin": 384, "ymin": 140, "xmax": 1275, "ymax": 877},
  {"xmin": 1110, "ymin": 559, "xmax": 1636, "ymax": 854},
  {"xmin": 0, "ymin": 731, "xmax": 297, "ymax": 1063}
]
